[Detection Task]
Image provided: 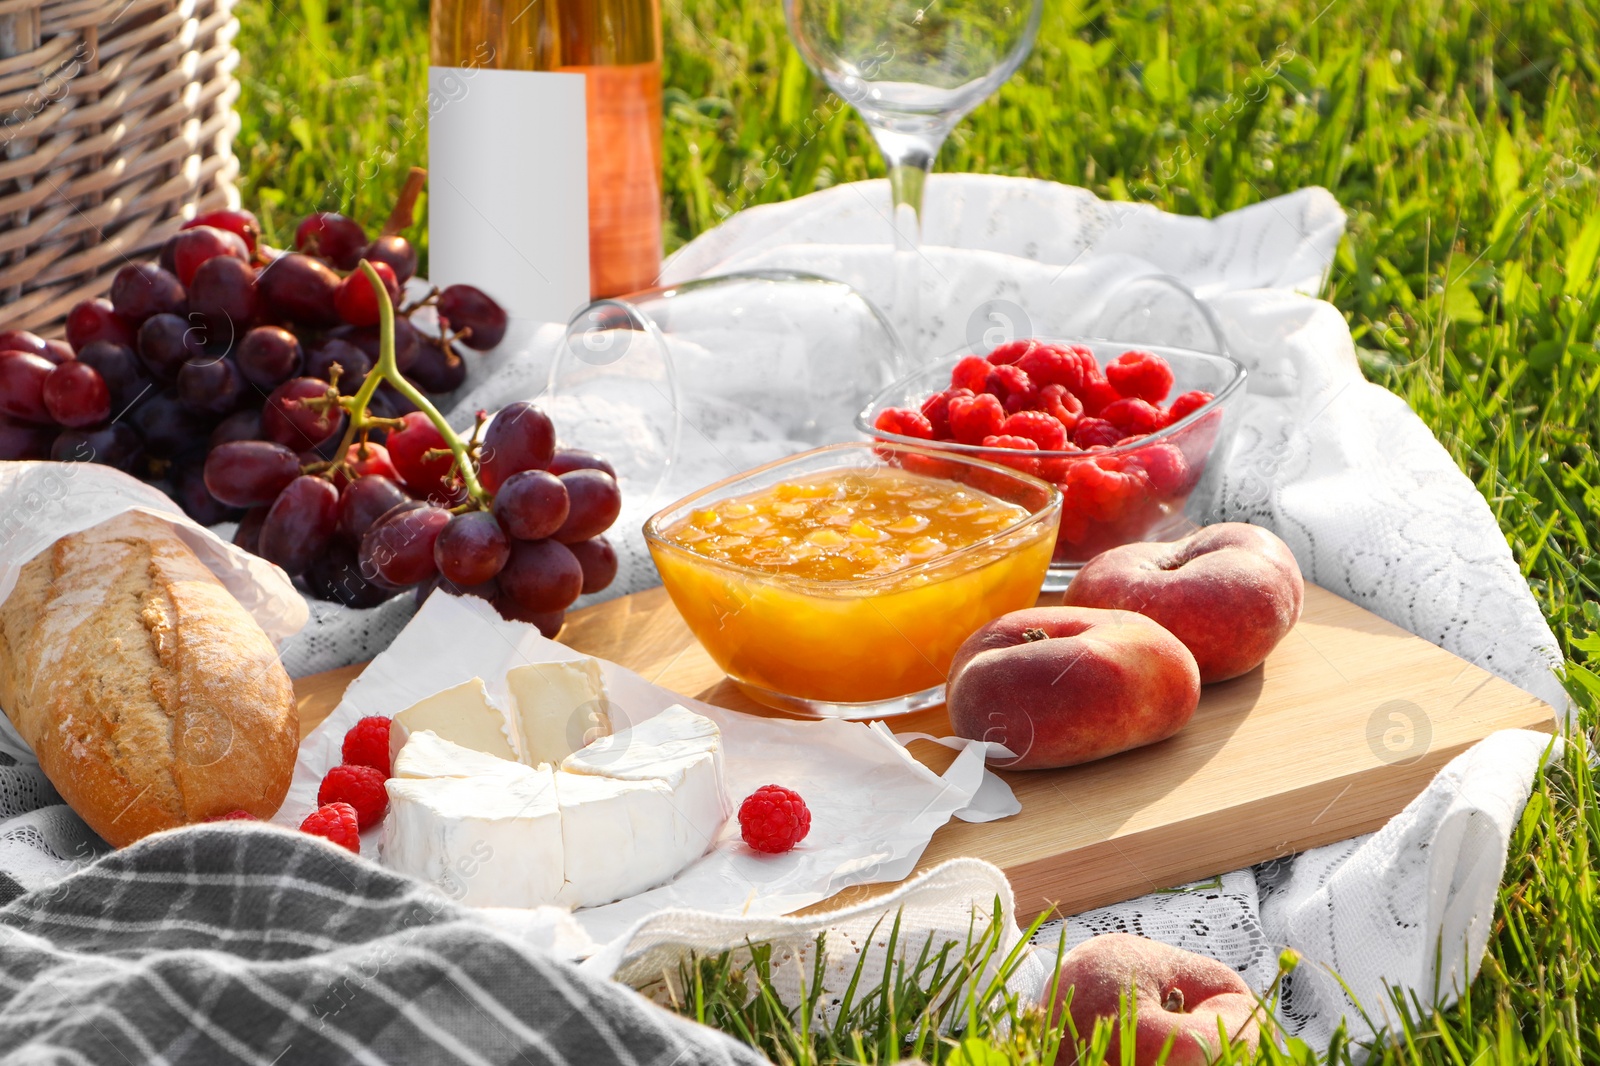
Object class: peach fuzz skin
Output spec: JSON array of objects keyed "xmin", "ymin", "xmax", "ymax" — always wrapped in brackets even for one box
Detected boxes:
[
  {"xmin": 946, "ymin": 607, "xmax": 1201, "ymax": 771},
  {"xmin": 1062, "ymin": 523, "xmax": 1305, "ymax": 684},
  {"xmin": 1053, "ymin": 933, "xmax": 1261, "ymax": 1066}
]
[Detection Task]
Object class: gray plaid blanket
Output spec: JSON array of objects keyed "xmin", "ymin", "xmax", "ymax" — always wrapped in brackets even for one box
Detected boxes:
[{"xmin": 0, "ymin": 820, "xmax": 769, "ymax": 1065}]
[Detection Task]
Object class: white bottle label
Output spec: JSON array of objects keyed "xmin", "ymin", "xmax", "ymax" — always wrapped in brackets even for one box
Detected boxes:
[{"xmin": 428, "ymin": 66, "xmax": 590, "ymax": 340}]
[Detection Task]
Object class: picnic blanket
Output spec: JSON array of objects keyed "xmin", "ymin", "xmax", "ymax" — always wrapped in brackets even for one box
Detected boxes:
[{"xmin": 0, "ymin": 176, "xmax": 1570, "ymax": 1060}]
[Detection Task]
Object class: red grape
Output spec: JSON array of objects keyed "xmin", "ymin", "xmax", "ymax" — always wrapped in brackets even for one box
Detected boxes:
[
  {"xmin": 172, "ymin": 457, "xmax": 240, "ymax": 525},
  {"xmin": 342, "ymin": 317, "xmax": 420, "ymax": 372},
  {"xmin": 331, "ymin": 441, "xmax": 400, "ymax": 488},
  {"xmin": 295, "ymin": 213, "xmax": 368, "ymax": 269},
  {"xmin": 308, "ymin": 540, "xmax": 395, "ymax": 608},
  {"xmin": 547, "ymin": 447, "xmax": 617, "ymax": 479},
  {"xmin": 567, "ymin": 535, "xmax": 617, "ymax": 594},
  {"xmin": 41, "ymin": 339, "xmax": 74, "ymax": 366},
  {"xmin": 257, "ymin": 253, "xmax": 341, "ymax": 328},
  {"xmin": 433, "ymin": 575, "xmax": 497, "ymax": 602},
  {"xmin": 204, "ymin": 440, "xmax": 302, "ymax": 507},
  {"xmin": 187, "ymin": 256, "xmax": 259, "ymax": 332},
  {"xmin": 333, "ymin": 260, "xmax": 398, "ymax": 327},
  {"xmin": 184, "ymin": 208, "xmax": 260, "ymax": 252},
  {"xmin": 492, "ymin": 594, "xmax": 565, "ymax": 637},
  {"xmin": 50, "ymin": 422, "xmax": 143, "ymax": 472},
  {"xmin": 477, "ymin": 401, "xmax": 555, "ymax": 492},
  {"xmin": 552, "ymin": 469, "xmax": 621, "ymax": 543},
  {"xmin": 177, "ymin": 356, "xmax": 245, "ymax": 417},
  {"xmin": 374, "ymin": 381, "xmax": 418, "ymax": 417},
  {"xmin": 0, "ymin": 352, "xmax": 55, "ymax": 424},
  {"xmin": 304, "ymin": 338, "xmax": 371, "ymax": 389},
  {"xmin": 234, "ymin": 506, "xmax": 268, "ymax": 553},
  {"xmin": 492, "ymin": 469, "xmax": 568, "ymax": 541},
  {"xmin": 129, "ymin": 391, "xmax": 209, "ymax": 457},
  {"xmin": 434, "ymin": 510, "xmax": 510, "ymax": 586},
  {"xmin": 109, "ymin": 263, "xmax": 186, "ymax": 323},
  {"xmin": 76, "ymin": 341, "xmax": 153, "ymax": 413},
  {"xmin": 136, "ymin": 313, "xmax": 206, "ymax": 381},
  {"xmin": 364, "ymin": 235, "xmax": 417, "ymax": 282},
  {"xmin": 0, "ymin": 415, "xmax": 56, "ymax": 459},
  {"xmin": 337, "ymin": 473, "xmax": 410, "ymax": 541},
  {"xmin": 407, "ymin": 336, "xmax": 467, "ymax": 394},
  {"xmin": 262, "ymin": 378, "xmax": 342, "ymax": 450},
  {"xmin": 360, "ymin": 503, "xmax": 450, "ymax": 587},
  {"xmin": 497, "ymin": 538, "xmax": 582, "ymax": 612},
  {"xmin": 210, "ymin": 408, "xmax": 263, "ymax": 447},
  {"xmin": 163, "ymin": 226, "xmax": 249, "ymax": 287},
  {"xmin": 437, "ymin": 284, "xmax": 508, "ymax": 350},
  {"xmin": 385, "ymin": 411, "xmax": 457, "ymax": 500},
  {"xmin": 258, "ymin": 475, "xmax": 339, "ymax": 575},
  {"xmin": 0, "ymin": 330, "xmax": 49, "ymax": 359},
  {"xmin": 66, "ymin": 298, "xmax": 135, "ymax": 350},
  {"xmin": 42, "ymin": 361, "xmax": 110, "ymax": 427},
  {"xmin": 236, "ymin": 327, "xmax": 303, "ymax": 389}
]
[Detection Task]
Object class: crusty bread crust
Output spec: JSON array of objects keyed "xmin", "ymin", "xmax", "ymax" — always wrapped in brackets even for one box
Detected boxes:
[{"xmin": 0, "ymin": 511, "xmax": 297, "ymax": 846}]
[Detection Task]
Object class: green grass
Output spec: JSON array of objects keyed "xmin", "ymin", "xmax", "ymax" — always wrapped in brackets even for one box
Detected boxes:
[{"xmin": 235, "ymin": 0, "xmax": 1599, "ymax": 1060}]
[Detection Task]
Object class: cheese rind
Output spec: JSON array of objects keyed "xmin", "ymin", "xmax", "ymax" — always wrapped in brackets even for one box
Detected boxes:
[
  {"xmin": 381, "ymin": 762, "xmax": 562, "ymax": 908},
  {"xmin": 551, "ymin": 771, "xmax": 693, "ymax": 907},
  {"xmin": 506, "ymin": 658, "xmax": 612, "ymax": 768},
  {"xmin": 388, "ymin": 677, "xmax": 519, "ymax": 765}
]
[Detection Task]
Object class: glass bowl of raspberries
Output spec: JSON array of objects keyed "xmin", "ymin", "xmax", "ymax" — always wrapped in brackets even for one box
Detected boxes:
[{"xmin": 858, "ymin": 339, "xmax": 1247, "ymax": 589}]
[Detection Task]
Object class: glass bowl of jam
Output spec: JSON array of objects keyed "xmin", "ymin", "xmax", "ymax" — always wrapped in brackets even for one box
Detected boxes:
[{"xmin": 644, "ymin": 441, "xmax": 1061, "ymax": 719}]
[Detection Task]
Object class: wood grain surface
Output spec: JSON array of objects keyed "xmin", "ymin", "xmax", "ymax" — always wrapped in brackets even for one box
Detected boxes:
[{"xmin": 292, "ymin": 583, "xmax": 1557, "ymax": 920}]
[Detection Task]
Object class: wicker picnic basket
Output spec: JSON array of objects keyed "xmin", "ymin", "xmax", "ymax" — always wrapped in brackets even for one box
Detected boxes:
[{"xmin": 0, "ymin": 0, "xmax": 240, "ymax": 335}]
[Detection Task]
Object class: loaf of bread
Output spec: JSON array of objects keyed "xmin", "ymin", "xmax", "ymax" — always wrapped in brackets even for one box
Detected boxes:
[{"xmin": 0, "ymin": 510, "xmax": 297, "ymax": 846}]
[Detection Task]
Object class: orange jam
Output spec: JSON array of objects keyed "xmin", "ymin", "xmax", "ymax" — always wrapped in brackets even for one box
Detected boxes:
[{"xmin": 650, "ymin": 467, "xmax": 1057, "ymax": 706}]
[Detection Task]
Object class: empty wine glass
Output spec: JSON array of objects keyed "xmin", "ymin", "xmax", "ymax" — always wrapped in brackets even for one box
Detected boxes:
[{"xmin": 785, "ymin": 0, "xmax": 1043, "ymax": 355}]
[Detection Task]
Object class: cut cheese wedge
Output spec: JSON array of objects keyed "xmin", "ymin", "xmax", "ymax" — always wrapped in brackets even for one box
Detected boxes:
[
  {"xmin": 506, "ymin": 658, "xmax": 612, "ymax": 768},
  {"xmin": 388, "ymin": 677, "xmax": 518, "ymax": 766},
  {"xmin": 393, "ymin": 729, "xmax": 525, "ymax": 781},
  {"xmin": 551, "ymin": 772, "xmax": 695, "ymax": 908}
]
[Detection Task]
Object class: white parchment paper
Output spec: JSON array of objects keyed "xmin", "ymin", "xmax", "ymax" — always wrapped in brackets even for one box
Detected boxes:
[{"xmin": 279, "ymin": 590, "xmax": 1019, "ymax": 945}]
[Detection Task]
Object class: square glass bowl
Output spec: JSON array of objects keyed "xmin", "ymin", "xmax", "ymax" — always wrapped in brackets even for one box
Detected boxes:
[
  {"xmin": 644, "ymin": 441, "xmax": 1061, "ymax": 719},
  {"xmin": 857, "ymin": 341, "xmax": 1247, "ymax": 590}
]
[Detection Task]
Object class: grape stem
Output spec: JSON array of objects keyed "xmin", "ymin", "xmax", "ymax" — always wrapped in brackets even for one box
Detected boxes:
[{"xmin": 324, "ymin": 261, "xmax": 491, "ymax": 508}]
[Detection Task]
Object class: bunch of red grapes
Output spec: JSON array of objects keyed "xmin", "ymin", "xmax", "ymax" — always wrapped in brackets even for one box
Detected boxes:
[{"xmin": 0, "ymin": 204, "xmax": 621, "ymax": 628}]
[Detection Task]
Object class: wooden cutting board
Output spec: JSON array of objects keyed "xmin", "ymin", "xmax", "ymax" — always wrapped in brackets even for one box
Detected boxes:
[{"xmin": 292, "ymin": 583, "xmax": 1557, "ymax": 921}]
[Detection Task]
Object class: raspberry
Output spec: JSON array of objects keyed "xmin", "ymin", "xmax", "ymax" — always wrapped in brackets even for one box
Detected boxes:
[
  {"xmin": 948, "ymin": 393, "xmax": 1006, "ymax": 444},
  {"xmin": 1072, "ymin": 417, "xmax": 1123, "ymax": 449},
  {"xmin": 951, "ymin": 355, "xmax": 992, "ymax": 393},
  {"xmin": 980, "ymin": 433, "xmax": 1041, "ymax": 451},
  {"xmin": 1065, "ymin": 457, "xmax": 1150, "ymax": 522},
  {"xmin": 1001, "ymin": 410, "xmax": 1068, "ymax": 450},
  {"xmin": 1002, "ymin": 391, "xmax": 1036, "ymax": 415},
  {"xmin": 920, "ymin": 387, "xmax": 971, "ymax": 439},
  {"xmin": 1099, "ymin": 398, "xmax": 1164, "ymax": 438},
  {"xmin": 984, "ymin": 363, "xmax": 1036, "ymax": 408},
  {"xmin": 300, "ymin": 802, "xmax": 361, "ymax": 853},
  {"xmin": 1039, "ymin": 383, "xmax": 1083, "ymax": 430},
  {"xmin": 1016, "ymin": 344, "xmax": 1088, "ymax": 392},
  {"xmin": 1106, "ymin": 349, "xmax": 1175, "ymax": 403},
  {"xmin": 1164, "ymin": 390, "xmax": 1214, "ymax": 426},
  {"xmin": 205, "ymin": 810, "xmax": 256, "ymax": 822},
  {"xmin": 341, "ymin": 716, "xmax": 393, "ymax": 777},
  {"xmin": 985, "ymin": 339, "xmax": 1038, "ymax": 365},
  {"xmin": 318, "ymin": 764, "xmax": 388, "ymax": 830},
  {"xmin": 1132, "ymin": 443, "xmax": 1191, "ymax": 495},
  {"xmin": 1077, "ymin": 376, "xmax": 1121, "ymax": 417},
  {"xmin": 738, "ymin": 784, "xmax": 811, "ymax": 854},
  {"xmin": 873, "ymin": 407, "xmax": 934, "ymax": 440}
]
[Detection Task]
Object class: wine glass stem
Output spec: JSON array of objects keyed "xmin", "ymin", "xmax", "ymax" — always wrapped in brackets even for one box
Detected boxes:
[{"xmin": 878, "ymin": 137, "xmax": 937, "ymax": 363}]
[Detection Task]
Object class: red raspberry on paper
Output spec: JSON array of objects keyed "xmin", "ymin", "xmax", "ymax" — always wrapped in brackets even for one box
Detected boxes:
[
  {"xmin": 985, "ymin": 339, "xmax": 1038, "ymax": 365},
  {"xmin": 1165, "ymin": 390, "xmax": 1214, "ymax": 426},
  {"xmin": 951, "ymin": 355, "xmax": 992, "ymax": 393},
  {"xmin": 738, "ymin": 784, "xmax": 812, "ymax": 854},
  {"xmin": 341, "ymin": 716, "xmax": 393, "ymax": 777},
  {"xmin": 318, "ymin": 764, "xmax": 388, "ymax": 830},
  {"xmin": 948, "ymin": 393, "xmax": 1006, "ymax": 444},
  {"xmin": 920, "ymin": 387, "xmax": 972, "ymax": 439},
  {"xmin": 300, "ymin": 802, "xmax": 361, "ymax": 853},
  {"xmin": 873, "ymin": 407, "xmax": 934, "ymax": 440},
  {"xmin": 1072, "ymin": 417, "xmax": 1123, "ymax": 449},
  {"xmin": 1039, "ymin": 384, "xmax": 1084, "ymax": 430},
  {"xmin": 1001, "ymin": 410, "xmax": 1068, "ymax": 451},
  {"xmin": 1106, "ymin": 349, "xmax": 1175, "ymax": 403},
  {"xmin": 1100, "ymin": 398, "xmax": 1164, "ymax": 438},
  {"xmin": 205, "ymin": 810, "xmax": 257, "ymax": 823}
]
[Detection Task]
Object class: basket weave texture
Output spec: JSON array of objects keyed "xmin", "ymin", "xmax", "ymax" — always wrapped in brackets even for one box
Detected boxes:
[{"xmin": 0, "ymin": 0, "xmax": 240, "ymax": 334}]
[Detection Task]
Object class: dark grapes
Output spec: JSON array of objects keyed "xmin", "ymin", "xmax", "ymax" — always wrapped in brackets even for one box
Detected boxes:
[
  {"xmin": 234, "ymin": 506, "xmax": 268, "ymax": 554},
  {"xmin": 76, "ymin": 341, "xmax": 153, "ymax": 413},
  {"xmin": 337, "ymin": 474, "xmax": 410, "ymax": 542},
  {"xmin": 204, "ymin": 439, "xmax": 302, "ymax": 507},
  {"xmin": 477, "ymin": 400, "xmax": 555, "ymax": 492},
  {"xmin": 295, "ymin": 213, "xmax": 368, "ymax": 270},
  {"xmin": 434, "ymin": 510, "xmax": 510, "ymax": 586},
  {"xmin": 109, "ymin": 263, "xmax": 187, "ymax": 323},
  {"xmin": 342, "ymin": 316, "xmax": 420, "ymax": 372},
  {"xmin": 177, "ymin": 356, "xmax": 246, "ymax": 417},
  {"xmin": 163, "ymin": 226, "xmax": 249, "ymax": 287},
  {"xmin": 187, "ymin": 255, "xmax": 259, "ymax": 333},
  {"xmin": 437, "ymin": 284, "xmax": 508, "ymax": 350},
  {"xmin": 364, "ymin": 235, "xmax": 417, "ymax": 282},
  {"xmin": 385, "ymin": 411, "xmax": 456, "ymax": 500},
  {"xmin": 360, "ymin": 503, "xmax": 451, "ymax": 587},
  {"xmin": 236, "ymin": 327, "xmax": 303, "ymax": 389},
  {"xmin": 136, "ymin": 313, "xmax": 206, "ymax": 381},
  {"xmin": 210, "ymin": 408, "xmax": 263, "ymax": 447},
  {"xmin": 257, "ymin": 253, "xmax": 341, "ymax": 328},
  {"xmin": 547, "ymin": 447, "xmax": 617, "ymax": 479},
  {"xmin": 304, "ymin": 338, "xmax": 371, "ymax": 389},
  {"xmin": 308, "ymin": 540, "xmax": 395, "ymax": 608},
  {"xmin": 552, "ymin": 469, "xmax": 621, "ymax": 543},
  {"xmin": 497, "ymin": 538, "xmax": 583, "ymax": 613},
  {"xmin": 407, "ymin": 336, "xmax": 467, "ymax": 394},
  {"xmin": 66, "ymin": 298, "xmax": 136, "ymax": 350},
  {"xmin": 0, "ymin": 331, "xmax": 50, "ymax": 359},
  {"xmin": 41, "ymin": 339, "xmax": 74, "ymax": 365},
  {"xmin": 0, "ymin": 415, "xmax": 57, "ymax": 460},
  {"xmin": 492, "ymin": 594, "xmax": 565, "ymax": 638},
  {"xmin": 50, "ymin": 422, "xmax": 144, "ymax": 472},
  {"xmin": 183, "ymin": 209, "xmax": 260, "ymax": 252},
  {"xmin": 172, "ymin": 456, "xmax": 241, "ymax": 525},
  {"xmin": 262, "ymin": 377, "xmax": 341, "ymax": 450},
  {"xmin": 0, "ymin": 352, "xmax": 56, "ymax": 424},
  {"xmin": 492, "ymin": 469, "xmax": 568, "ymax": 541},
  {"xmin": 567, "ymin": 535, "xmax": 617, "ymax": 594},
  {"xmin": 42, "ymin": 361, "xmax": 111, "ymax": 427},
  {"xmin": 330, "ymin": 441, "xmax": 400, "ymax": 488},
  {"xmin": 258, "ymin": 475, "xmax": 339, "ymax": 575},
  {"xmin": 130, "ymin": 391, "xmax": 211, "ymax": 458}
]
